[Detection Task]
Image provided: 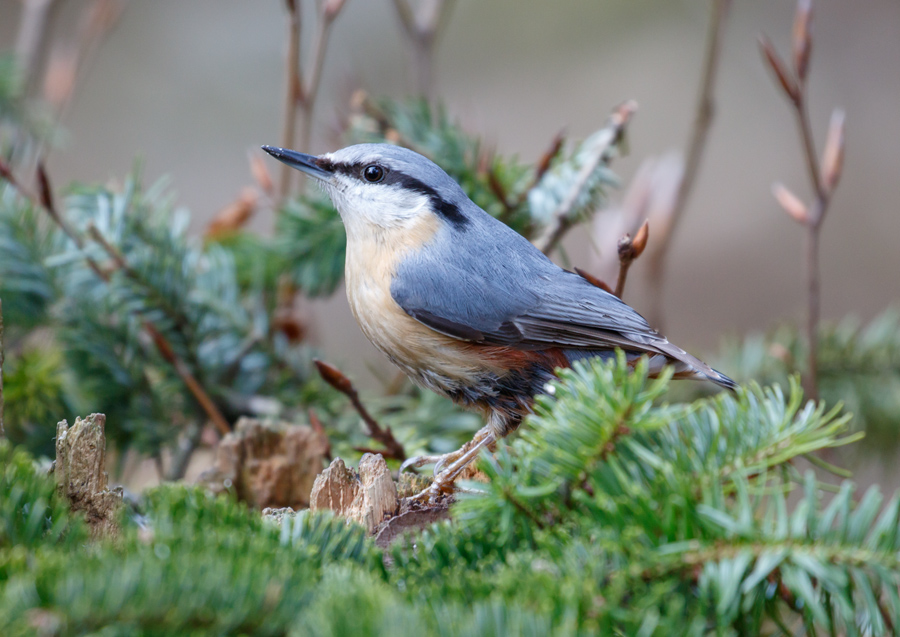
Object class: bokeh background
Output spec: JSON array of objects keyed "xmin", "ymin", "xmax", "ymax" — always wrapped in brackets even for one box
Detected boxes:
[{"xmin": 2, "ymin": 0, "xmax": 898, "ymax": 479}]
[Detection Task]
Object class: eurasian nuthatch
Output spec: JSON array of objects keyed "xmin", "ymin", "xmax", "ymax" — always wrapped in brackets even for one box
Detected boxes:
[{"xmin": 263, "ymin": 143, "xmax": 735, "ymax": 500}]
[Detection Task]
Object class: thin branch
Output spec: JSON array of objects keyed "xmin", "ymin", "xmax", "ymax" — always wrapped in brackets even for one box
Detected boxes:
[
  {"xmin": 534, "ymin": 101, "xmax": 637, "ymax": 256},
  {"xmin": 278, "ymin": 0, "xmax": 347, "ymax": 201},
  {"xmin": 278, "ymin": 0, "xmax": 302, "ymax": 201},
  {"xmin": 297, "ymin": 9, "xmax": 338, "ymax": 158},
  {"xmin": 645, "ymin": 0, "xmax": 731, "ymax": 328},
  {"xmin": 574, "ymin": 267, "xmax": 614, "ymax": 295},
  {"xmin": 761, "ymin": 0, "xmax": 844, "ymax": 402},
  {"xmin": 314, "ymin": 359, "xmax": 407, "ymax": 461},
  {"xmin": 614, "ymin": 220, "xmax": 649, "ymax": 299},
  {"xmin": 391, "ymin": 0, "xmax": 457, "ymax": 97}
]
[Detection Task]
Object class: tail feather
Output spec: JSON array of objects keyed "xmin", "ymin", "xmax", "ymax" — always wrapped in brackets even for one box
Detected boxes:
[{"xmin": 651, "ymin": 340, "xmax": 738, "ymax": 392}]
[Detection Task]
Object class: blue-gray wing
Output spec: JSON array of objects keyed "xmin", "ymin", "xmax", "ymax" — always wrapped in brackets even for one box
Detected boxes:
[
  {"xmin": 388, "ymin": 202, "xmax": 736, "ymax": 389},
  {"xmin": 389, "ymin": 221, "xmax": 667, "ymax": 354}
]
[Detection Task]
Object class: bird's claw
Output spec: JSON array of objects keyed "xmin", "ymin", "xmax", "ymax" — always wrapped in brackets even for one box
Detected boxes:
[
  {"xmin": 404, "ymin": 428, "xmax": 497, "ymax": 504},
  {"xmin": 400, "ymin": 453, "xmax": 449, "ymax": 475}
]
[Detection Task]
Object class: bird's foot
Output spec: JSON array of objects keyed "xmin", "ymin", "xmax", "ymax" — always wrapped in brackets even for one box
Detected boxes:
[{"xmin": 404, "ymin": 428, "xmax": 496, "ymax": 504}]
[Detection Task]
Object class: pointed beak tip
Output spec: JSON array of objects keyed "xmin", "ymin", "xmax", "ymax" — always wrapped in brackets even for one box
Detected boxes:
[{"xmin": 259, "ymin": 146, "xmax": 330, "ymax": 180}]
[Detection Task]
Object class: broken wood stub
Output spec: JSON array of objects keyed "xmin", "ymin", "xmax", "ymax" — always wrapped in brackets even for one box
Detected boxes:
[
  {"xmin": 198, "ymin": 417, "xmax": 328, "ymax": 510},
  {"xmin": 54, "ymin": 413, "xmax": 122, "ymax": 536},
  {"xmin": 309, "ymin": 454, "xmax": 399, "ymax": 534}
]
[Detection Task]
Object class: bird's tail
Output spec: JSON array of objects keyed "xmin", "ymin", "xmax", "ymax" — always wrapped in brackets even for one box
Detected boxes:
[{"xmin": 650, "ymin": 340, "xmax": 738, "ymax": 391}]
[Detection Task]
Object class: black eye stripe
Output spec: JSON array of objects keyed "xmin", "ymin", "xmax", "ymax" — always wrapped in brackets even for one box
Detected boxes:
[{"xmin": 327, "ymin": 160, "xmax": 470, "ymax": 230}]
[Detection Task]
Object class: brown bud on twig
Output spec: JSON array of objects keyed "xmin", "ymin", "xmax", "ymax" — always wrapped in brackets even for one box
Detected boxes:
[
  {"xmin": 574, "ymin": 267, "xmax": 614, "ymax": 295},
  {"xmin": 314, "ymin": 359, "xmax": 355, "ymax": 396},
  {"xmin": 614, "ymin": 221, "xmax": 649, "ymax": 299},
  {"xmin": 792, "ymin": 0, "xmax": 813, "ymax": 83},
  {"xmin": 36, "ymin": 163, "xmax": 57, "ymax": 219},
  {"xmin": 821, "ymin": 109, "xmax": 845, "ymax": 194},
  {"xmin": 759, "ymin": 35, "xmax": 800, "ymax": 103},
  {"xmin": 285, "ymin": 0, "xmax": 297, "ymax": 14},
  {"xmin": 772, "ymin": 183, "xmax": 809, "ymax": 225},
  {"xmin": 631, "ymin": 219, "xmax": 649, "ymax": 258}
]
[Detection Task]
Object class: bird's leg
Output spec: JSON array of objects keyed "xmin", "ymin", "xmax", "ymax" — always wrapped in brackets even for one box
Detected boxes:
[
  {"xmin": 400, "ymin": 425, "xmax": 494, "ymax": 475},
  {"xmin": 408, "ymin": 427, "xmax": 497, "ymax": 503}
]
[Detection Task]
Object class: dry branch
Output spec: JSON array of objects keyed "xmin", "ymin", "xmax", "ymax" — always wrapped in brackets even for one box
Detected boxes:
[
  {"xmin": 392, "ymin": 0, "xmax": 458, "ymax": 97},
  {"xmin": 761, "ymin": 0, "xmax": 845, "ymax": 401},
  {"xmin": 278, "ymin": 0, "xmax": 347, "ymax": 200},
  {"xmin": 314, "ymin": 359, "xmax": 407, "ymax": 461}
]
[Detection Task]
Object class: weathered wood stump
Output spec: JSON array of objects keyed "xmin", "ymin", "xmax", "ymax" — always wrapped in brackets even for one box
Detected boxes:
[
  {"xmin": 54, "ymin": 413, "xmax": 123, "ymax": 537},
  {"xmin": 302, "ymin": 454, "xmax": 451, "ymax": 546},
  {"xmin": 198, "ymin": 417, "xmax": 329, "ymax": 510}
]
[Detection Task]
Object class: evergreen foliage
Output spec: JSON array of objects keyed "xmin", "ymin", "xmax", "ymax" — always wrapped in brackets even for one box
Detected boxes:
[
  {"xmin": 4, "ymin": 359, "xmax": 900, "ymax": 635},
  {"xmin": 275, "ymin": 193, "xmax": 347, "ymax": 298},
  {"xmin": 701, "ymin": 309, "xmax": 900, "ymax": 453}
]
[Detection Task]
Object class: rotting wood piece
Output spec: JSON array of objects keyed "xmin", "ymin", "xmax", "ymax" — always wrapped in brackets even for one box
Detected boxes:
[
  {"xmin": 54, "ymin": 413, "xmax": 122, "ymax": 537},
  {"xmin": 309, "ymin": 454, "xmax": 399, "ymax": 534},
  {"xmin": 198, "ymin": 417, "xmax": 329, "ymax": 510}
]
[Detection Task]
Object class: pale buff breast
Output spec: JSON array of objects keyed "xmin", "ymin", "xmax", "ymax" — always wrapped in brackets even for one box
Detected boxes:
[{"xmin": 342, "ymin": 214, "xmax": 507, "ymax": 394}]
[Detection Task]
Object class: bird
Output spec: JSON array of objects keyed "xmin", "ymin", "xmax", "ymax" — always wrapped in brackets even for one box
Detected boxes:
[{"xmin": 263, "ymin": 143, "xmax": 736, "ymax": 501}]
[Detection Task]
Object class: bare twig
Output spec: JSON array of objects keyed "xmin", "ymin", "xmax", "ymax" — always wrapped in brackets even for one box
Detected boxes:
[
  {"xmin": 534, "ymin": 101, "xmax": 637, "ymax": 256},
  {"xmin": 314, "ymin": 359, "xmax": 407, "ymax": 461},
  {"xmin": 278, "ymin": 0, "xmax": 347, "ymax": 201},
  {"xmin": 575, "ymin": 221, "xmax": 649, "ymax": 300},
  {"xmin": 392, "ymin": 0, "xmax": 457, "ymax": 98},
  {"xmin": 645, "ymin": 0, "xmax": 731, "ymax": 328},
  {"xmin": 574, "ymin": 267, "xmax": 614, "ymax": 295},
  {"xmin": 761, "ymin": 0, "xmax": 844, "ymax": 402},
  {"xmin": 278, "ymin": 0, "xmax": 302, "ymax": 201},
  {"xmin": 614, "ymin": 220, "xmax": 649, "ymax": 299}
]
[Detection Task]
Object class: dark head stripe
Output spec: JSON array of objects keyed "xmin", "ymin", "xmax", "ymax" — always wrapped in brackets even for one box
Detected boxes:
[{"xmin": 325, "ymin": 159, "xmax": 470, "ymax": 230}]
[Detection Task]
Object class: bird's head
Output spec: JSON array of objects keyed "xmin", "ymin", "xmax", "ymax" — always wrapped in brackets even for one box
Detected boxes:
[{"xmin": 262, "ymin": 143, "xmax": 471, "ymax": 236}]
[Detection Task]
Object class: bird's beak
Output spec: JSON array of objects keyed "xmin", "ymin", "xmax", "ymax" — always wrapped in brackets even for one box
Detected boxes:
[{"xmin": 261, "ymin": 145, "xmax": 331, "ymax": 181}]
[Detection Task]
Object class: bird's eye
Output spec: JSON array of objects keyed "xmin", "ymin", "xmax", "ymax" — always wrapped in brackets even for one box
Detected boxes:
[{"xmin": 362, "ymin": 164, "xmax": 385, "ymax": 183}]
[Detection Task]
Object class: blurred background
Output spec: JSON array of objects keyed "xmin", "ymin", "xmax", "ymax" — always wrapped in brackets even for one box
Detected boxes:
[{"xmin": 1, "ymin": 0, "xmax": 898, "ymax": 490}]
